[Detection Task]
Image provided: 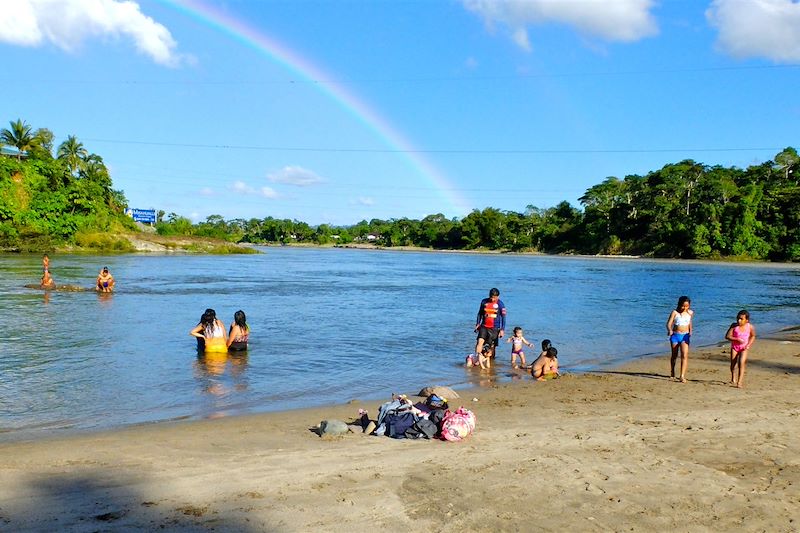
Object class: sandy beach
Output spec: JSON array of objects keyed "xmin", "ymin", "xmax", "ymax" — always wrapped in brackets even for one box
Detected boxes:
[{"xmin": 1, "ymin": 333, "xmax": 798, "ymax": 532}]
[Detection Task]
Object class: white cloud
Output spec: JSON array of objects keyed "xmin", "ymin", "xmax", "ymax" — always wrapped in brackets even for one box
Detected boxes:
[
  {"xmin": 462, "ymin": 0, "xmax": 658, "ymax": 51},
  {"xmin": 0, "ymin": 0, "xmax": 185, "ymax": 67},
  {"xmin": 267, "ymin": 166, "xmax": 325, "ymax": 187},
  {"xmin": 231, "ymin": 181, "xmax": 252, "ymax": 194},
  {"xmin": 231, "ymin": 180, "xmax": 279, "ymax": 199},
  {"xmin": 355, "ymin": 197, "xmax": 374, "ymax": 206},
  {"xmin": 199, "ymin": 187, "xmax": 215, "ymax": 196},
  {"xmin": 706, "ymin": 0, "xmax": 800, "ymax": 62},
  {"xmin": 465, "ymin": 56, "xmax": 479, "ymax": 69},
  {"xmin": 260, "ymin": 186, "xmax": 279, "ymax": 199}
]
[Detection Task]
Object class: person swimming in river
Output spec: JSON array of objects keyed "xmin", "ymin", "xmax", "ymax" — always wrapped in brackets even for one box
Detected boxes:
[
  {"xmin": 190, "ymin": 309, "xmax": 227, "ymax": 353},
  {"xmin": 40, "ymin": 269, "xmax": 56, "ymax": 289},
  {"xmin": 227, "ymin": 310, "xmax": 250, "ymax": 351},
  {"xmin": 96, "ymin": 267, "xmax": 115, "ymax": 293}
]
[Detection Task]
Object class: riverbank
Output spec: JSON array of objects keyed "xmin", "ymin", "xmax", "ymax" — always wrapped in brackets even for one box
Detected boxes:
[{"xmin": 1, "ymin": 332, "xmax": 797, "ymax": 531}]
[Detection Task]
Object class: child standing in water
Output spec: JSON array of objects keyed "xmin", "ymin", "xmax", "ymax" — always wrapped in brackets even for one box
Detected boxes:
[
  {"xmin": 506, "ymin": 326, "xmax": 534, "ymax": 368},
  {"xmin": 725, "ymin": 310, "xmax": 756, "ymax": 388}
]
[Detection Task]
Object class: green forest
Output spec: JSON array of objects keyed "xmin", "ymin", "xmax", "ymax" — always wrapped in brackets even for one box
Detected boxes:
[
  {"xmin": 160, "ymin": 147, "xmax": 800, "ymax": 261},
  {"xmin": 0, "ymin": 119, "xmax": 135, "ymax": 251},
  {"xmin": 2, "ymin": 118, "xmax": 799, "ymax": 260}
]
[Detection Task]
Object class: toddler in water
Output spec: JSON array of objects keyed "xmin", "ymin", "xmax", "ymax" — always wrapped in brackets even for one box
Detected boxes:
[
  {"xmin": 506, "ymin": 326, "xmax": 534, "ymax": 369},
  {"xmin": 725, "ymin": 309, "xmax": 756, "ymax": 388},
  {"xmin": 466, "ymin": 344, "xmax": 493, "ymax": 369},
  {"xmin": 531, "ymin": 340, "xmax": 559, "ymax": 381}
]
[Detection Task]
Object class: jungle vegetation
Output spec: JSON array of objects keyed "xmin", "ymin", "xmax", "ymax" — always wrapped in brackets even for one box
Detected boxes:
[
  {"xmin": 0, "ymin": 119, "xmax": 135, "ymax": 251},
  {"xmin": 158, "ymin": 147, "xmax": 800, "ymax": 261},
  {"xmin": 3, "ymin": 118, "xmax": 798, "ymax": 260}
]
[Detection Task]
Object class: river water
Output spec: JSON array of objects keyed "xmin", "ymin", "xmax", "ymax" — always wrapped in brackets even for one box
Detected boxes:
[{"xmin": 1, "ymin": 248, "xmax": 799, "ymax": 440}]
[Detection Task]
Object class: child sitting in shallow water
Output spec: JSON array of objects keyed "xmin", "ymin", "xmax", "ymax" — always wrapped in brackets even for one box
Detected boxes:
[
  {"xmin": 531, "ymin": 339, "xmax": 559, "ymax": 381},
  {"xmin": 466, "ymin": 344, "xmax": 493, "ymax": 369}
]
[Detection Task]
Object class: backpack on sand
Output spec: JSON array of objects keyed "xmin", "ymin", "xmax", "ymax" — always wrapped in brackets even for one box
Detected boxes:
[
  {"xmin": 440, "ymin": 407, "xmax": 476, "ymax": 442},
  {"xmin": 385, "ymin": 411, "xmax": 418, "ymax": 438}
]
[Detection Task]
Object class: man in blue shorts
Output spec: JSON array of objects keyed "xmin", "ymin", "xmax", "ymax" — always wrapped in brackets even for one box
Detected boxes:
[{"xmin": 474, "ymin": 288, "xmax": 506, "ymax": 368}]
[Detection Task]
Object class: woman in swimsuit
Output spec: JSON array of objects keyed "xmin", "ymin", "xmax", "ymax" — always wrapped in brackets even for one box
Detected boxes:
[
  {"xmin": 227, "ymin": 310, "xmax": 250, "ymax": 351},
  {"xmin": 666, "ymin": 296, "xmax": 693, "ymax": 383},
  {"xmin": 190, "ymin": 308, "xmax": 227, "ymax": 353}
]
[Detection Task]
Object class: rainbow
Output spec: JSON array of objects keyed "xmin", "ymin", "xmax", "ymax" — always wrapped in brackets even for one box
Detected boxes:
[{"xmin": 161, "ymin": 0, "xmax": 472, "ymax": 216}]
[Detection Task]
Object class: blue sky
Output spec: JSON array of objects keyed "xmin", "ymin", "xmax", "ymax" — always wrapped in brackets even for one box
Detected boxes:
[{"xmin": 2, "ymin": 0, "xmax": 798, "ymax": 225}]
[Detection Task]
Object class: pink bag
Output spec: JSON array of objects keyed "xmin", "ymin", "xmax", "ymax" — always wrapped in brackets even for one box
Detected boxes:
[{"xmin": 440, "ymin": 407, "xmax": 476, "ymax": 441}]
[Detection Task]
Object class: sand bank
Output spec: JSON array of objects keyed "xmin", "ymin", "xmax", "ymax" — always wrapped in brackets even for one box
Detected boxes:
[{"xmin": 1, "ymin": 333, "xmax": 798, "ymax": 532}]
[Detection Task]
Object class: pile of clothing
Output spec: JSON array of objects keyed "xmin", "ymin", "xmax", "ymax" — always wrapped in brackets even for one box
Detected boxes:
[{"xmin": 370, "ymin": 393, "xmax": 476, "ymax": 441}]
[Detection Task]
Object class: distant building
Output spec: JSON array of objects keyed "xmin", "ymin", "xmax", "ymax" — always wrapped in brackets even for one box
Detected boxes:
[{"xmin": 0, "ymin": 146, "xmax": 27, "ymax": 159}]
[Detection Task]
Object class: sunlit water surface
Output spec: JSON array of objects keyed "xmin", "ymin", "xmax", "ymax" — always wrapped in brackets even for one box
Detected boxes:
[{"xmin": 1, "ymin": 248, "xmax": 799, "ymax": 440}]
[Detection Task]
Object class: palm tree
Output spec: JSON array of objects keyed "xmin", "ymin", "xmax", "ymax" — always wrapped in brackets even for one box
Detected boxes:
[
  {"xmin": 0, "ymin": 119, "xmax": 35, "ymax": 160},
  {"xmin": 82, "ymin": 153, "xmax": 112, "ymax": 193},
  {"xmin": 57, "ymin": 135, "xmax": 89, "ymax": 175}
]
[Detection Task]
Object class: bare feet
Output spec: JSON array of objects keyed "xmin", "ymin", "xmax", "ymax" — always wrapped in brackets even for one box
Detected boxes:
[
  {"xmin": 679, "ymin": 377, "xmax": 687, "ymax": 383},
  {"xmin": 736, "ymin": 383, "xmax": 744, "ymax": 388}
]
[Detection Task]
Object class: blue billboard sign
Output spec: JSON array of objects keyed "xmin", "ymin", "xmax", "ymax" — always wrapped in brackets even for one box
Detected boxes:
[{"xmin": 125, "ymin": 208, "xmax": 157, "ymax": 224}]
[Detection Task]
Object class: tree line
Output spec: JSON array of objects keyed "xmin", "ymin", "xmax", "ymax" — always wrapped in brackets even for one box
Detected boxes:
[
  {"xmin": 158, "ymin": 147, "xmax": 800, "ymax": 261},
  {"xmin": 3, "ymin": 117, "xmax": 798, "ymax": 260},
  {"xmin": 0, "ymin": 119, "xmax": 133, "ymax": 250}
]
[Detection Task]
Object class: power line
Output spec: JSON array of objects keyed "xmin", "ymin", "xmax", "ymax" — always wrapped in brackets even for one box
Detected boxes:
[
  {"xmin": 4, "ymin": 63, "xmax": 798, "ymax": 86},
  {"xmin": 84, "ymin": 137, "xmax": 783, "ymax": 155}
]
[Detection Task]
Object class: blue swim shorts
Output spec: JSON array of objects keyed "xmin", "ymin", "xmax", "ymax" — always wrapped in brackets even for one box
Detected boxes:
[{"xmin": 670, "ymin": 332, "xmax": 690, "ymax": 345}]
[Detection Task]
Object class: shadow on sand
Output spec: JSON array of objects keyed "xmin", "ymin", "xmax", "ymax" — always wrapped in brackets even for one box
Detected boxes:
[{"xmin": 2, "ymin": 468, "xmax": 275, "ymax": 532}]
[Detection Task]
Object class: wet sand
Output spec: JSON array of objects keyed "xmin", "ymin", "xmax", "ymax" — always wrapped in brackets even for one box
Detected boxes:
[{"xmin": 1, "ymin": 332, "xmax": 798, "ymax": 532}]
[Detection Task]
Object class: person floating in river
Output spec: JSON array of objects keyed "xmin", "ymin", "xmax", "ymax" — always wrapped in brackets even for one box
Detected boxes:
[
  {"xmin": 96, "ymin": 267, "xmax": 115, "ymax": 293},
  {"xmin": 190, "ymin": 308, "xmax": 227, "ymax": 353},
  {"xmin": 227, "ymin": 310, "xmax": 250, "ymax": 351},
  {"xmin": 40, "ymin": 269, "xmax": 55, "ymax": 289}
]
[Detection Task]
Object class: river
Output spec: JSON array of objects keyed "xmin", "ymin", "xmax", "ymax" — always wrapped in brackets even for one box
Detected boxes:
[{"xmin": 1, "ymin": 248, "xmax": 798, "ymax": 440}]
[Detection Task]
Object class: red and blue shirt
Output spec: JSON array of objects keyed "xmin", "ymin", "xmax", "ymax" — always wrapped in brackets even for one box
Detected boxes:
[{"xmin": 477, "ymin": 298, "xmax": 506, "ymax": 331}]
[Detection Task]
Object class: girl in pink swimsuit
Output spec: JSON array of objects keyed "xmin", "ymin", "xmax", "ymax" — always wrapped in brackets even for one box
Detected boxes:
[{"xmin": 725, "ymin": 310, "xmax": 756, "ymax": 388}]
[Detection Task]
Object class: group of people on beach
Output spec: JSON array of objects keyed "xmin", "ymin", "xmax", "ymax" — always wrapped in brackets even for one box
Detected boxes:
[
  {"xmin": 465, "ymin": 288, "xmax": 560, "ymax": 381},
  {"xmin": 466, "ymin": 288, "xmax": 756, "ymax": 388},
  {"xmin": 38, "ymin": 254, "xmax": 115, "ymax": 292},
  {"xmin": 190, "ymin": 308, "xmax": 250, "ymax": 353},
  {"xmin": 666, "ymin": 295, "xmax": 756, "ymax": 388}
]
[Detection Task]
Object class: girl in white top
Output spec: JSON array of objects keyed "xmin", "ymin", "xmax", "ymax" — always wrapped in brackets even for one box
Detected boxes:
[
  {"xmin": 666, "ymin": 296, "xmax": 693, "ymax": 383},
  {"xmin": 190, "ymin": 308, "xmax": 228, "ymax": 353}
]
